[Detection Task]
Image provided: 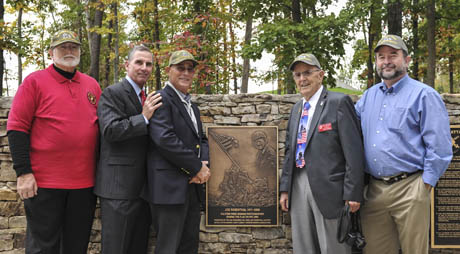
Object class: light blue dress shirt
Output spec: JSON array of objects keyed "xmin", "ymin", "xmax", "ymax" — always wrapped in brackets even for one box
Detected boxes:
[{"xmin": 355, "ymin": 74, "xmax": 453, "ymax": 186}]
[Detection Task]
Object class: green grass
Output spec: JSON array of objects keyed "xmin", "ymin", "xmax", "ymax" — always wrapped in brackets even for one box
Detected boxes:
[
  {"xmin": 260, "ymin": 87, "xmax": 363, "ymax": 95},
  {"xmin": 328, "ymin": 87, "xmax": 363, "ymax": 95}
]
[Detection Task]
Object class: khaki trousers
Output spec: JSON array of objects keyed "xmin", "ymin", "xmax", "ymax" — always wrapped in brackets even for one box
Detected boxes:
[{"xmin": 361, "ymin": 173, "xmax": 431, "ymax": 254}]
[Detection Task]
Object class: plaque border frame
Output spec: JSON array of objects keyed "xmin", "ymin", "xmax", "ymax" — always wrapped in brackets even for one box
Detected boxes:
[
  {"xmin": 431, "ymin": 124, "xmax": 460, "ymax": 248},
  {"xmin": 205, "ymin": 126, "xmax": 279, "ymax": 227}
]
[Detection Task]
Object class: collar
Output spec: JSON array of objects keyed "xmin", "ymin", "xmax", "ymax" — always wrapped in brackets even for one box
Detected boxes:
[
  {"xmin": 165, "ymin": 82, "xmax": 191, "ymax": 103},
  {"xmin": 379, "ymin": 74, "xmax": 408, "ymax": 94},
  {"xmin": 47, "ymin": 64, "xmax": 80, "ymax": 84},
  {"xmin": 302, "ymin": 85, "xmax": 323, "ymax": 106},
  {"xmin": 53, "ymin": 64, "xmax": 76, "ymax": 79},
  {"xmin": 125, "ymin": 76, "xmax": 143, "ymax": 96}
]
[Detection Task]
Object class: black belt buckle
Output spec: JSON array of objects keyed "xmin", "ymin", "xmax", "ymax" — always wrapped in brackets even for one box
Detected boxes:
[{"xmin": 381, "ymin": 172, "xmax": 410, "ymax": 185}]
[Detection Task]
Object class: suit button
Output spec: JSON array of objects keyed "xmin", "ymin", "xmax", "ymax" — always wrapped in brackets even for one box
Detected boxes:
[{"xmin": 196, "ymin": 144, "xmax": 200, "ymax": 149}]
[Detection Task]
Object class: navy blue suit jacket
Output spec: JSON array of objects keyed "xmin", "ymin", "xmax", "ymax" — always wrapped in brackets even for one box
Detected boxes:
[{"xmin": 145, "ymin": 84, "xmax": 209, "ymax": 205}]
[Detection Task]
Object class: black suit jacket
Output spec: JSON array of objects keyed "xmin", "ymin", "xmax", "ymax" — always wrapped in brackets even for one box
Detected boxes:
[
  {"xmin": 94, "ymin": 78, "xmax": 149, "ymax": 199},
  {"xmin": 145, "ymin": 84, "xmax": 209, "ymax": 205},
  {"xmin": 280, "ymin": 87, "xmax": 365, "ymax": 219}
]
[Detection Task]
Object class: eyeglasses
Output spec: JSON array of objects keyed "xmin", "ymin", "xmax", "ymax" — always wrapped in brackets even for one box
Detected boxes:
[
  {"xmin": 293, "ymin": 69, "xmax": 321, "ymax": 79},
  {"xmin": 174, "ymin": 65, "xmax": 195, "ymax": 73}
]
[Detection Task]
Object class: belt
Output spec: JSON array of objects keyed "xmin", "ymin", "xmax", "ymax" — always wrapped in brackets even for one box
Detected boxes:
[{"xmin": 372, "ymin": 171, "xmax": 420, "ymax": 185}]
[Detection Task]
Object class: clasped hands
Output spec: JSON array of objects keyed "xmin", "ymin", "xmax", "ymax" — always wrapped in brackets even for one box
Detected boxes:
[{"xmin": 189, "ymin": 161, "xmax": 211, "ymax": 184}]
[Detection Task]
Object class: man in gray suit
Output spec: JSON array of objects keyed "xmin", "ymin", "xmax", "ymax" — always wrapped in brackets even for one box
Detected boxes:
[
  {"xmin": 280, "ymin": 53, "xmax": 365, "ymax": 254},
  {"xmin": 95, "ymin": 45, "xmax": 162, "ymax": 254}
]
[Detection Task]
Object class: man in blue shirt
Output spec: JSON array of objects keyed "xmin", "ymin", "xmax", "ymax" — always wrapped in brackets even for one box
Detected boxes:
[{"xmin": 355, "ymin": 34, "xmax": 453, "ymax": 254}]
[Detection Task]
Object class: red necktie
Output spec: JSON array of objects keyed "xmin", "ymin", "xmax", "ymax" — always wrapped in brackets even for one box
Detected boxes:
[{"xmin": 140, "ymin": 90, "xmax": 146, "ymax": 106}]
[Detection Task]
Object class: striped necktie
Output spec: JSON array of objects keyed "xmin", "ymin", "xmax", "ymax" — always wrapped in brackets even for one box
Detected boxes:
[{"xmin": 295, "ymin": 102, "xmax": 310, "ymax": 168}]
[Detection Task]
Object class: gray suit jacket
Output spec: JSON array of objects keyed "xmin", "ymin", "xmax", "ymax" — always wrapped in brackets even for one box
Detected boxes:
[
  {"xmin": 280, "ymin": 87, "xmax": 365, "ymax": 219},
  {"xmin": 94, "ymin": 78, "xmax": 149, "ymax": 199}
]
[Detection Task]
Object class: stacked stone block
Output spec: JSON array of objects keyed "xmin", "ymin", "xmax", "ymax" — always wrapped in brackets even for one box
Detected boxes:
[{"xmin": 0, "ymin": 93, "xmax": 458, "ymax": 253}]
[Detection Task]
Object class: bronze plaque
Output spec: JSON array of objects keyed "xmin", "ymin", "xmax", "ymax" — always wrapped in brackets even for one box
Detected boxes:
[
  {"xmin": 431, "ymin": 125, "xmax": 460, "ymax": 248},
  {"xmin": 206, "ymin": 126, "xmax": 279, "ymax": 227}
]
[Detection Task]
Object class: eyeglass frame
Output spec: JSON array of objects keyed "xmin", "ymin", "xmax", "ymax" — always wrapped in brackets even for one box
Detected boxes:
[{"xmin": 292, "ymin": 69, "xmax": 321, "ymax": 79}]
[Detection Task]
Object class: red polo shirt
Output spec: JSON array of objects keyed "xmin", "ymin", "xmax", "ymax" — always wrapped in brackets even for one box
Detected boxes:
[{"xmin": 7, "ymin": 65, "xmax": 101, "ymax": 189}]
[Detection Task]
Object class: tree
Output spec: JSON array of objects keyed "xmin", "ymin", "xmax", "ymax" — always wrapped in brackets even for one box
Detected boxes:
[
  {"xmin": 17, "ymin": 5, "xmax": 22, "ymax": 86},
  {"xmin": 387, "ymin": 0, "xmax": 402, "ymax": 36},
  {"xmin": 152, "ymin": 0, "xmax": 161, "ymax": 90},
  {"xmin": 409, "ymin": 0, "xmax": 420, "ymax": 80},
  {"xmin": 112, "ymin": 1, "xmax": 119, "ymax": 84},
  {"xmin": 0, "ymin": 0, "xmax": 4, "ymax": 95},
  {"xmin": 85, "ymin": 0, "xmax": 104, "ymax": 81},
  {"xmin": 425, "ymin": 0, "xmax": 436, "ymax": 87},
  {"xmin": 243, "ymin": 0, "xmax": 353, "ymax": 93},
  {"xmin": 228, "ymin": 0, "xmax": 238, "ymax": 94},
  {"xmin": 240, "ymin": 12, "xmax": 252, "ymax": 93}
]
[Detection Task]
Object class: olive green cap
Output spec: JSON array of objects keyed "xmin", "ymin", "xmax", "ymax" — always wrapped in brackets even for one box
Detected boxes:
[
  {"xmin": 289, "ymin": 53, "xmax": 321, "ymax": 70},
  {"xmin": 374, "ymin": 34, "xmax": 408, "ymax": 54},
  {"xmin": 168, "ymin": 50, "xmax": 198, "ymax": 66},
  {"xmin": 50, "ymin": 29, "xmax": 81, "ymax": 48}
]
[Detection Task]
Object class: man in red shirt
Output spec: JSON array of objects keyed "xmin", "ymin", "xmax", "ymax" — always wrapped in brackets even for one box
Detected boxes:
[{"xmin": 7, "ymin": 30, "xmax": 101, "ymax": 254}]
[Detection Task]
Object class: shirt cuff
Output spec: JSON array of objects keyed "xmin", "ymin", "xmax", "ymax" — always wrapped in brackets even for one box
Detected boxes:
[{"xmin": 142, "ymin": 114, "xmax": 149, "ymax": 125}]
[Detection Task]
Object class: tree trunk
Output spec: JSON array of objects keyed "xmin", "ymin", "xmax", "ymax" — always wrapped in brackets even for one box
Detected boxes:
[
  {"xmin": 229, "ymin": 2, "xmax": 237, "ymax": 94},
  {"xmin": 86, "ymin": 0, "xmax": 104, "ymax": 81},
  {"xmin": 77, "ymin": 0, "xmax": 84, "ymax": 71},
  {"xmin": 292, "ymin": 0, "xmax": 301, "ymax": 22},
  {"xmin": 104, "ymin": 14, "xmax": 113, "ymax": 89},
  {"xmin": 0, "ymin": 0, "xmax": 4, "ymax": 96},
  {"xmin": 17, "ymin": 7, "xmax": 23, "ymax": 86},
  {"xmin": 241, "ymin": 15, "xmax": 252, "ymax": 94},
  {"xmin": 448, "ymin": 27, "xmax": 453, "ymax": 93},
  {"xmin": 112, "ymin": 2, "xmax": 119, "ymax": 84},
  {"xmin": 367, "ymin": 9, "xmax": 375, "ymax": 88},
  {"xmin": 387, "ymin": 0, "xmax": 402, "ymax": 36},
  {"xmin": 367, "ymin": 1, "xmax": 382, "ymax": 88},
  {"xmin": 153, "ymin": 0, "xmax": 161, "ymax": 91},
  {"xmin": 411, "ymin": 0, "xmax": 419, "ymax": 80},
  {"xmin": 287, "ymin": 0, "xmax": 301, "ymax": 94},
  {"xmin": 426, "ymin": 0, "xmax": 436, "ymax": 87}
]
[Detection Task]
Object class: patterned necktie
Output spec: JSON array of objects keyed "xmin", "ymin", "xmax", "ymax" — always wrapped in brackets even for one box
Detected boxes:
[
  {"xmin": 140, "ymin": 90, "xmax": 146, "ymax": 106},
  {"xmin": 295, "ymin": 102, "xmax": 310, "ymax": 168}
]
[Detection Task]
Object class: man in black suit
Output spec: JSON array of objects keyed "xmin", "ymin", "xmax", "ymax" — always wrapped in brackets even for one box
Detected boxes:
[
  {"xmin": 279, "ymin": 53, "xmax": 364, "ymax": 254},
  {"xmin": 145, "ymin": 50, "xmax": 211, "ymax": 254},
  {"xmin": 95, "ymin": 45, "xmax": 162, "ymax": 254}
]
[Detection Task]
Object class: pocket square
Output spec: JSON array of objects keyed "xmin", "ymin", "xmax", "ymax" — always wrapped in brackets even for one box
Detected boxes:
[{"xmin": 319, "ymin": 123, "xmax": 332, "ymax": 132}]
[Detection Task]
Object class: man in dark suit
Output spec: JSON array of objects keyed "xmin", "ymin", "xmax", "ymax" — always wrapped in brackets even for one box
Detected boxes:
[
  {"xmin": 279, "ymin": 53, "xmax": 364, "ymax": 254},
  {"xmin": 145, "ymin": 50, "xmax": 210, "ymax": 254},
  {"xmin": 95, "ymin": 45, "xmax": 162, "ymax": 254}
]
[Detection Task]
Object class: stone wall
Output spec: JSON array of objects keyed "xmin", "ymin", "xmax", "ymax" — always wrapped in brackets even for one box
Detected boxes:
[{"xmin": 0, "ymin": 93, "xmax": 459, "ymax": 254}]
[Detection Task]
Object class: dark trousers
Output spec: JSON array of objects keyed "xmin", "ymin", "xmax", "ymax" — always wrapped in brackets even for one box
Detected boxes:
[
  {"xmin": 24, "ymin": 187, "xmax": 96, "ymax": 254},
  {"xmin": 151, "ymin": 184, "xmax": 201, "ymax": 254},
  {"xmin": 100, "ymin": 197, "xmax": 151, "ymax": 254}
]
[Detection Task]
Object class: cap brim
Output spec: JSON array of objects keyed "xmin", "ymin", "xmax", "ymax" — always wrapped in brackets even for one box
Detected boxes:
[
  {"xmin": 374, "ymin": 43, "xmax": 404, "ymax": 52},
  {"xmin": 169, "ymin": 59, "xmax": 199, "ymax": 67},
  {"xmin": 51, "ymin": 40, "xmax": 81, "ymax": 48},
  {"xmin": 289, "ymin": 60, "xmax": 319, "ymax": 70}
]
